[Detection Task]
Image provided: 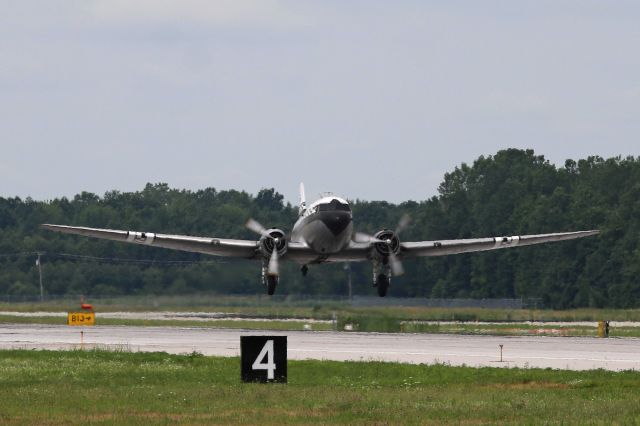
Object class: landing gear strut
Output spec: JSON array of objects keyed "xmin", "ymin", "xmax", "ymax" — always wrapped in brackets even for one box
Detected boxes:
[
  {"xmin": 261, "ymin": 262, "xmax": 278, "ymax": 295},
  {"xmin": 376, "ymin": 273, "xmax": 390, "ymax": 297},
  {"xmin": 301, "ymin": 265, "xmax": 308, "ymax": 277}
]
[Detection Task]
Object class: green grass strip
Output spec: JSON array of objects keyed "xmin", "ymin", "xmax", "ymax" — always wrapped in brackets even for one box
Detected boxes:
[
  {"xmin": 5, "ymin": 314, "xmax": 640, "ymax": 337},
  {"xmin": 0, "ymin": 349, "xmax": 639, "ymax": 425},
  {"xmin": 3, "ymin": 299, "xmax": 640, "ymax": 322},
  {"xmin": 0, "ymin": 315, "xmax": 333, "ymax": 331}
]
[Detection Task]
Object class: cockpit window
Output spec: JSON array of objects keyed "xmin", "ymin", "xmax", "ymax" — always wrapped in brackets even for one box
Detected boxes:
[
  {"xmin": 318, "ymin": 199, "xmax": 351, "ymax": 212},
  {"xmin": 336, "ymin": 201, "xmax": 351, "ymax": 211}
]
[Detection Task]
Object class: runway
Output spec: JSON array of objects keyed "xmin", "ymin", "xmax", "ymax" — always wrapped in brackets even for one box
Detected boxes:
[{"xmin": 1, "ymin": 324, "xmax": 638, "ymax": 371}]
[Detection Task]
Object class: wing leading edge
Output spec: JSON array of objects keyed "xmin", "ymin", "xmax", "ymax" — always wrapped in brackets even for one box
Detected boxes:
[
  {"xmin": 41, "ymin": 224, "xmax": 260, "ymax": 258},
  {"xmin": 400, "ymin": 230, "xmax": 599, "ymax": 258}
]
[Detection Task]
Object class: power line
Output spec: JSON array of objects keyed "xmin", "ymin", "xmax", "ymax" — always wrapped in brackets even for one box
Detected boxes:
[
  {"xmin": 0, "ymin": 252, "xmax": 39, "ymax": 259},
  {"xmin": 0, "ymin": 251, "xmax": 227, "ymax": 265},
  {"xmin": 52, "ymin": 252, "xmax": 226, "ymax": 265}
]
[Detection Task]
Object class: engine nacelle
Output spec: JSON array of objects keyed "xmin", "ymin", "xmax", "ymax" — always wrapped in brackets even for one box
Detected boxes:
[
  {"xmin": 373, "ymin": 229, "xmax": 401, "ymax": 257},
  {"xmin": 259, "ymin": 228, "xmax": 287, "ymax": 258}
]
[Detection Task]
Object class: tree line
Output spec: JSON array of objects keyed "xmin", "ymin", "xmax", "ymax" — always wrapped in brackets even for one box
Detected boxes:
[{"xmin": 1, "ymin": 149, "xmax": 638, "ymax": 308}]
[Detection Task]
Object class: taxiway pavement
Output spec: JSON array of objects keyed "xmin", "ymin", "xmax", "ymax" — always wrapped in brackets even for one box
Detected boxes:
[{"xmin": 1, "ymin": 324, "xmax": 638, "ymax": 371}]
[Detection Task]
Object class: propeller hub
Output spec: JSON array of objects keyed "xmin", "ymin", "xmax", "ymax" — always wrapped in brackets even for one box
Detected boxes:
[
  {"xmin": 373, "ymin": 230, "xmax": 401, "ymax": 256},
  {"xmin": 246, "ymin": 218, "xmax": 288, "ymax": 257}
]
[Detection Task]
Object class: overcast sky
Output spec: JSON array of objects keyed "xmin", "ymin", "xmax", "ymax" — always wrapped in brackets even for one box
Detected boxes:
[{"xmin": 1, "ymin": 1, "xmax": 639, "ymax": 203}]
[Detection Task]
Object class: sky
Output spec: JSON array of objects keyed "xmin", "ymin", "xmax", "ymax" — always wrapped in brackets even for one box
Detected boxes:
[{"xmin": 1, "ymin": 1, "xmax": 639, "ymax": 204}]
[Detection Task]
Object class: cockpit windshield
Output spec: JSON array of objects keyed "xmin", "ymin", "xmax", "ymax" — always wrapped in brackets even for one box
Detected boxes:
[{"xmin": 318, "ymin": 199, "xmax": 351, "ymax": 212}]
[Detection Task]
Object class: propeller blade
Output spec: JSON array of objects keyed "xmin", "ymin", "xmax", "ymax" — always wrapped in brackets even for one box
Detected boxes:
[
  {"xmin": 353, "ymin": 232, "xmax": 385, "ymax": 244},
  {"xmin": 395, "ymin": 214, "xmax": 411, "ymax": 235},
  {"xmin": 389, "ymin": 252, "xmax": 404, "ymax": 276},
  {"xmin": 245, "ymin": 218, "xmax": 270, "ymax": 238},
  {"xmin": 267, "ymin": 247, "xmax": 279, "ymax": 276}
]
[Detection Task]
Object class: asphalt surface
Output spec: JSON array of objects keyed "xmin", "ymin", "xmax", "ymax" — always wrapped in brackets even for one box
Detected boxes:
[{"xmin": 1, "ymin": 324, "xmax": 638, "ymax": 371}]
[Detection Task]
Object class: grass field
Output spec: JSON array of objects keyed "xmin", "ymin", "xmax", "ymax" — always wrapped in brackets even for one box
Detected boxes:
[
  {"xmin": 0, "ymin": 315, "xmax": 334, "ymax": 332},
  {"xmin": 3, "ymin": 295, "xmax": 640, "ymax": 322},
  {"xmin": 3, "ymin": 313, "xmax": 639, "ymax": 337},
  {"xmin": 3, "ymin": 295, "xmax": 640, "ymax": 337},
  {"xmin": 1, "ymin": 349, "xmax": 639, "ymax": 425}
]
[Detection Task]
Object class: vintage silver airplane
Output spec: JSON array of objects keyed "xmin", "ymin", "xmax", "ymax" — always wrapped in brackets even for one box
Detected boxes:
[{"xmin": 42, "ymin": 183, "xmax": 599, "ymax": 297}]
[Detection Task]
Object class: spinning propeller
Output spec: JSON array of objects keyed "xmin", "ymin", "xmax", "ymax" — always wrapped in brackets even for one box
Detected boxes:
[
  {"xmin": 354, "ymin": 214, "xmax": 410, "ymax": 277},
  {"xmin": 245, "ymin": 218, "xmax": 282, "ymax": 277}
]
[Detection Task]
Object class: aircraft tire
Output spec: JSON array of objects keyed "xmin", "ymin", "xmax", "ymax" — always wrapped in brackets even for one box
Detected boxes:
[
  {"xmin": 267, "ymin": 275, "xmax": 278, "ymax": 295},
  {"xmin": 376, "ymin": 274, "xmax": 389, "ymax": 297}
]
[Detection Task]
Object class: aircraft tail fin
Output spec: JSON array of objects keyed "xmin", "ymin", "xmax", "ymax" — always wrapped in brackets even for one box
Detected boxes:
[{"xmin": 299, "ymin": 182, "xmax": 306, "ymax": 215}]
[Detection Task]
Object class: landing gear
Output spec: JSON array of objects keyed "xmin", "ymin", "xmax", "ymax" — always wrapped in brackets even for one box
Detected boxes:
[
  {"xmin": 376, "ymin": 273, "xmax": 390, "ymax": 297},
  {"xmin": 373, "ymin": 261, "xmax": 391, "ymax": 297},
  {"xmin": 301, "ymin": 265, "xmax": 308, "ymax": 277},
  {"xmin": 267, "ymin": 275, "xmax": 278, "ymax": 295},
  {"xmin": 261, "ymin": 262, "xmax": 278, "ymax": 296}
]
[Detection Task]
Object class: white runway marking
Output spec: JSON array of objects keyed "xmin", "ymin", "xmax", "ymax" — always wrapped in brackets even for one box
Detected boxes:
[{"xmin": 0, "ymin": 324, "xmax": 638, "ymax": 371}]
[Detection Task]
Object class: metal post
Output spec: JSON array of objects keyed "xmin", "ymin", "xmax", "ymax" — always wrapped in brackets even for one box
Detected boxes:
[
  {"xmin": 347, "ymin": 263, "xmax": 352, "ymax": 300},
  {"xmin": 36, "ymin": 253, "xmax": 44, "ymax": 302},
  {"xmin": 343, "ymin": 263, "xmax": 353, "ymax": 299}
]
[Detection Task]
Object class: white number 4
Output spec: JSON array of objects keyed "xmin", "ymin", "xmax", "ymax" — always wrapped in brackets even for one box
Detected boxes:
[{"xmin": 252, "ymin": 339, "xmax": 276, "ymax": 379}]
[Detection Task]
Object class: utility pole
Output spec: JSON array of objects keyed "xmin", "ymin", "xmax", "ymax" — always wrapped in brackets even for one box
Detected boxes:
[
  {"xmin": 36, "ymin": 253, "xmax": 44, "ymax": 302},
  {"xmin": 344, "ymin": 262, "xmax": 352, "ymax": 300}
]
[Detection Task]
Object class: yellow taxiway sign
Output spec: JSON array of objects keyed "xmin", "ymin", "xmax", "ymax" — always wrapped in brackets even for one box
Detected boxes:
[{"xmin": 67, "ymin": 312, "xmax": 95, "ymax": 326}]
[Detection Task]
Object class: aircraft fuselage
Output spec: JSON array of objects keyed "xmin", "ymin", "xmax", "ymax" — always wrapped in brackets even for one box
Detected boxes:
[{"xmin": 290, "ymin": 196, "xmax": 353, "ymax": 255}]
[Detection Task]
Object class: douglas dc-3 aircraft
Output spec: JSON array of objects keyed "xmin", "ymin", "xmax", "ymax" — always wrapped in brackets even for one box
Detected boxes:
[{"xmin": 42, "ymin": 183, "xmax": 599, "ymax": 297}]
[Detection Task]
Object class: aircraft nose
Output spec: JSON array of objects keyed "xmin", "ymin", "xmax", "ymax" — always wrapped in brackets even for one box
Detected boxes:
[{"xmin": 320, "ymin": 211, "xmax": 352, "ymax": 236}]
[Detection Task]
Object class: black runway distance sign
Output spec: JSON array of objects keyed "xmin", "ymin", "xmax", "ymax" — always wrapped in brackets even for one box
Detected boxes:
[{"xmin": 241, "ymin": 336, "xmax": 287, "ymax": 383}]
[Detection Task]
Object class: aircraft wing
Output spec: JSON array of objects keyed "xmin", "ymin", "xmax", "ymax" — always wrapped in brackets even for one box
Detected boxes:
[
  {"xmin": 42, "ymin": 224, "xmax": 599, "ymax": 263},
  {"xmin": 400, "ymin": 230, "xmax": 599, "ymax": 258},
  {"xmin": 41, "ymin": 224, "xmax": 259, "ymax": 258}
]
